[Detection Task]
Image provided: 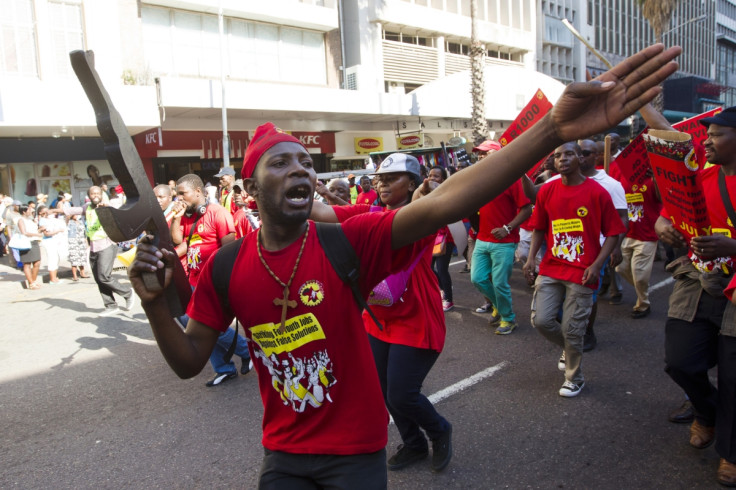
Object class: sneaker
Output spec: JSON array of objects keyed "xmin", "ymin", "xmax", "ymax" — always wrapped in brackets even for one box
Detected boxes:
[
  {"xmin": 387, "ymin": 444, "xmax": 428, "ymax": 471},
  {"xmin": 558, "ymin": 351, "xmax": 566, "ymax": 371},
  {"xmin": 475, "ymin": 302, "xmax": 492, "ymax": 313},
  {"xmin": 241, "ymin": 358, "xmax": 254, "ymax": 375},
  {"xmin": 100, "ymin": 307, "xmax": 122, "ymax": 317},
  {"xmin": 431, "ymin": 424, "xmax": 453, "ymax": 473},
  {"xmin": 495, "ymin": 320, "xmax": 517, "ymax": 335},
  {"xmin": 124, "ymin": 294, "xmax": 136, "ymax": 311},
  {"xmin": 442, "ymin": 300, "xmax": 454, "ymax": 312},
  {"xmin": 488, "ymin": 307, "xmax": 501, "ymax": 326},
  {"xmin": 559, "ymin": 380, "xmax": 584, "ymax": 397},
  {"xmin": 205, "ymin": 372, "xmax": 237, "ymax": 387}
]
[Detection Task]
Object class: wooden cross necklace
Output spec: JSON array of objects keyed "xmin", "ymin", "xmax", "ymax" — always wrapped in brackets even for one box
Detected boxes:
[{"xmin": 256, "ymin": 225, "xmax": 309, "ymax": 334}]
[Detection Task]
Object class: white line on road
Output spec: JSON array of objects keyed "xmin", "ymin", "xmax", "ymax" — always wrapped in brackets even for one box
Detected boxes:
[
  {"xmin": 428, "ymin": 361, "xmax": 508, "ymax": 405},
  {"xmin": 649, "ymin": 277, "xmax": 674, "ymax": 293},
  {"xmin": 389, "ymin": 362, "xmax": 508, "ymax": 425}
]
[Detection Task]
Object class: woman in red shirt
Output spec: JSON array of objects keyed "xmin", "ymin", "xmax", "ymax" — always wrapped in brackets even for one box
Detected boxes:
[{"xmin": 313, "ymin": 153, "xmax": 453, "ymax": 474}]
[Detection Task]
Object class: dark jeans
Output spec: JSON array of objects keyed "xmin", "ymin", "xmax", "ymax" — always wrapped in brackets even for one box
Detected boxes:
[
  {"xmin": 368, "ymin": 335, "xmax": 450, "ymax": 452},
  {"xmin": 432, "ymin": 246, "xmax": 453, "ymax": 302},
  {"xmin": 258, "ymin": 448, "xmax": 387, "ymax": 490},
  {"xmin": 89, "ymin": 244, "xmax": 132, "ymax": 309}
]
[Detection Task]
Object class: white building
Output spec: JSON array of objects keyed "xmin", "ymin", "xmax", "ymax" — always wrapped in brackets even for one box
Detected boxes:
[{"xmin": 1, "ymin": 0, "xmax": 567, "ymax": 199}]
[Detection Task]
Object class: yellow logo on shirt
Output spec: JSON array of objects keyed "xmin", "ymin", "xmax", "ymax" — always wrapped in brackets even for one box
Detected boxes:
[
  {"xmin": 576, "ymin": 207, "xmax": 588, "ymax": 218},
  {"xmin": 299, "ymin": 280, "xmax": 325, "ymax": 307}
]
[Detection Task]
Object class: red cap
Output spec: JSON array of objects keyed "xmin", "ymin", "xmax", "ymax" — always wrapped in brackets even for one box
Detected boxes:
[
  {"xmin": 472, "ymin": 140, "xmax": 502, "ymax": 152},
  {"xmin": 114, "ymin": 185, "xmax": 124, "ymax": 194},
  {"xmin": 242, "ymin": 123, "xmax": 305, "ymax": 179}
]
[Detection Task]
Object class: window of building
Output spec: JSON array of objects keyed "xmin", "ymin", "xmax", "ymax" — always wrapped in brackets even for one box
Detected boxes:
[
  {"xmin": 0, "ymin": 0, "xmax": 38, "ymax": 77},
  {"xmin": 141, "ymin": 6, "xmax": 327, "ymax": 85},
  {"xmin": 48, "ymin": 1, "xmax": 85, "ymax": 78}
]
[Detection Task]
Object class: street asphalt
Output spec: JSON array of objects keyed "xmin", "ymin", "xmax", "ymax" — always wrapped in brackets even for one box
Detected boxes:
[{"xmin": 0, "ymin": 250, "xmax": 724, "ymax": 489}]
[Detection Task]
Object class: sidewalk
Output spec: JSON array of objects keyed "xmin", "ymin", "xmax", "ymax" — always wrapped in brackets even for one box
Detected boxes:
[{"xmin": 0, "ymin": 246, "xmax": 127, "ymax": 289}]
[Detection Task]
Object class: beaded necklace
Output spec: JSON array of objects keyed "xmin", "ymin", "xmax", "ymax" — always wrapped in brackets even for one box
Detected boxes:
[{"xmin": 256, "ymin": 225, "xmax": 309, "ymax": 334}]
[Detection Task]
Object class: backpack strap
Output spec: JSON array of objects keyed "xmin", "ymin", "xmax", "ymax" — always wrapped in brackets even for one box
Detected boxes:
[
  {"xmin": 212, "ymin": 237, "xmax": 244, "ymax": 362},
  {"xmin": 315, "ymin": 222, "xmax": 383, "ymax": 330}
]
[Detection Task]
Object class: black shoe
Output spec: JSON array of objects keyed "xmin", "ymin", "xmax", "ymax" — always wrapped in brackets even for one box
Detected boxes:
[
  {"xmin": 387, "ymin": 444, "xmax": 428, "ymax": 471},
  {"xmin": 205, "ymin": 372, "xmax": 237, "ymax": 387},
  {"xmin": 459, "ymin": 267, "xmax": 470, "ymax": 274},
  {"xmin": 608, "ymin": 293, "xmax": 623, "ymax": 305},
  {"xmin": 631, "ymin": 306, "xmax": 651, "ymax": 319},
  {"xmin": 241, "ymin": 358, "xmax": 253, "ymax": 375},
  {"xmin": 669, "ymin": 400, "xmax": 694, "ymax": 424},
  {"xmin": 431, "ymin": 424, "xmax": 453, "ymax": 473},
  {"xmin": 583, "ymin": 333, "xmax": 597, "ymax": 352}
]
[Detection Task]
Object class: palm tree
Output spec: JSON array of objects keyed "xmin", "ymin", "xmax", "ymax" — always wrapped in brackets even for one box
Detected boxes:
[
  {"xmin": 636, "ymin": 0, "xmax": 681, "ymax": 109},
  {"xmin": 470, "ymin": 0, "xmax": 489, "ymax": 146},
  {"xmin": 636, "ymin": 0, "xmax": 681, "ymax": 43}
]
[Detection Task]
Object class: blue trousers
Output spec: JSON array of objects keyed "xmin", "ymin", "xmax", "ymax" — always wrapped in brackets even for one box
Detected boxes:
[
  {"xmin": 471, "ymin": 240, "xmax": 517, "ymax": 322},
  {"xmin": 368, "ymin": 335, "xmax": 449, "ymax": 451},
  {"xmin": 209, "ymin": 325, "xmax": 251, "ymax": 375}
]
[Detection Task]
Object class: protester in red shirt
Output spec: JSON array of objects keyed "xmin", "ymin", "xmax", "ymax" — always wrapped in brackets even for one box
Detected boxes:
[
  {"xmin": 127, "ymin": 44, "xmax": 681, "ymax": 488},
  {"xmin": 356, "ymin": 175, "xmax": 378, "ymax": 205},
  {"xmin": 311, "ymin": 153, "xmax": 451, "ymax": 473},
  {"xmin": 524, "ymin": 142, "xmax": 626, "ymax": 398},
  {"xmin": 170, "ymin": 174, "xmax": 250, "ymax": 388},
  {"xmin": 471, "ymin": 174, "xmax": 531, "ymax": 334}
]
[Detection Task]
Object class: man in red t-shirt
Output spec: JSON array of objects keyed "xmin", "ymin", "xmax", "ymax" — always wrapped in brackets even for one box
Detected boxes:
[
  {"xmin": 356, "ymin": 176, "xmax": 378, "ymax": 205},
  {"xmin": 126, "ymin": 46, "xmax": 681, "ymax": 487},
  {"xmin": 470, "ymin": 178, "xmax": 531, "ymax": 335},
  {"xmin": 170, "ymin": 174, "xmax": 251, "ymax": 387},
  {"xmin": 655, "ymin": 107, "xmax": 736, "ymax": 486},
  {"xmin": 609, "ymin": 163, "xmax": 662, "ymax": 318},
  {"xmin": 524, "ymin": 142, "xmax": 625, "ymax": 398}
]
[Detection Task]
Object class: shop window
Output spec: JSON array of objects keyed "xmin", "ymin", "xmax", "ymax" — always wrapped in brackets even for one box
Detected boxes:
[{"xmin": 48, "ymin": 0, "xmax": 85, "ymax": 78}]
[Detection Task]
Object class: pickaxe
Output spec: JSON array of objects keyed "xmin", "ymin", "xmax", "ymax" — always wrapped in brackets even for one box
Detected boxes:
[{"xmin": 70, "ymin": 50, "xmax": 190, "ymax": 316}]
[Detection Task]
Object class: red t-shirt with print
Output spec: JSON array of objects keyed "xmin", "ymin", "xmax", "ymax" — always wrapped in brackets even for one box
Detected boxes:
[
  {"xmin": 333, "ymin": 205, "xmax": 446, "ymax": 352},
  {"xmin": 356, "ymin": 189, "xmax": 378, "ymax": 206},
  {"xmin": 188, "ymin": 212, "xmax": 416, "ymax": 455},
  {"xmin": 530, "ymin": 178, "xmax": 626, "ymax": 289},
  {"xmin": 178, "ymin": 203, "xmax": 235, "ymax": 287},
  {"xmin": 609, "ymin": 163, "xmax": 661, "ymax": 242},
  {"xmin": 477, "ymin": 179, "xmax": 530, "ymax": 243}
]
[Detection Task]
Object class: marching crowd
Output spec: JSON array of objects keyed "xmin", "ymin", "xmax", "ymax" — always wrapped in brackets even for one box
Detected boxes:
[{"xmin": 7, "ymin": 45, "xmax": 736, "ymax": 488}]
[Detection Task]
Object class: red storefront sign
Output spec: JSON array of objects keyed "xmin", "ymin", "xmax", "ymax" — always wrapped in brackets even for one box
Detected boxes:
[{"xmin": 291, "ymin": 132, "xmax": 336, "ymax": 153}]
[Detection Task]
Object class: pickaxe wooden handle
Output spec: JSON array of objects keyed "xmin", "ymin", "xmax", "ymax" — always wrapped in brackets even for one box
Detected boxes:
[{"xmin": 70, "ymin": 50, "xmax": 191, "ymax": 316}]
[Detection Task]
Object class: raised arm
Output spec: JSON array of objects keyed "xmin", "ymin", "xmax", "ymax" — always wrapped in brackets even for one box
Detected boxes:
[{"xmin": 391, "ymin": 44, "xmax": 681, "ymax": 250}]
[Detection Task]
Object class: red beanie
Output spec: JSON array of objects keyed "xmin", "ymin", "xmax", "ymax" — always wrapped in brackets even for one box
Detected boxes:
[{"xmin": 242, "ymin": 123, "xmax": 305, "ymax": 179}]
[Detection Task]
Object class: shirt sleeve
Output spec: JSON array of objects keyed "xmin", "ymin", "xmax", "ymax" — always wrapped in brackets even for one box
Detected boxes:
[{"xmin": 599, "ymin": 188, "xmax": 627, "ymax": 237}]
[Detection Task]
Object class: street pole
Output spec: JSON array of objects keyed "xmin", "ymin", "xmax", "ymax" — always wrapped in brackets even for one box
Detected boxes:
[{"xmin": 219, "ymin": 4, "xmax": 230, "ymax": 168}]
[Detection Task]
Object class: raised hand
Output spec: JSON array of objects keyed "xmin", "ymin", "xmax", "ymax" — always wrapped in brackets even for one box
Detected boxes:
[
  {"xmin": 551, "ymin": 44, "xmax": 681, "ymax": 143},
  {"xmin": 128, "ymin": 234, "xmax": 175, "ymax": 303}
]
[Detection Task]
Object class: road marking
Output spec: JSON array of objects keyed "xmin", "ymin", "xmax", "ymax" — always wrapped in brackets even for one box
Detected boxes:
[
  {"xmin": 389, "ymin": 362, "xmax": 508, "ymax": 425},
  {"xmin": 428, "ymin": 361, "xmax": 508, "ymax": 405},
  {"xmin": 649, "ymin": 277, "xmax": 674, "ymax": 293}
]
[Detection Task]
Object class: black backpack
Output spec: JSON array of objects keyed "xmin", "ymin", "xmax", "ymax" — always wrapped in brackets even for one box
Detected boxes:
[{"xmin": 213, "ymin": 222, "xmax": 382, "ymax": 362}]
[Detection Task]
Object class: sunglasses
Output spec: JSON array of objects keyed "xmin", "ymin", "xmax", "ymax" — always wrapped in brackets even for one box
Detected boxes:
[{"xmin": 580, "ymin": 150, "xmax": 597, "ymax": 157}]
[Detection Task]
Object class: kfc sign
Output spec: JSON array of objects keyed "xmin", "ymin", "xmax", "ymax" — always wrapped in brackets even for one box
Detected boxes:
[{"xmin": 291, "ymin": 132, "xmax": 335, "ymax": 153}]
